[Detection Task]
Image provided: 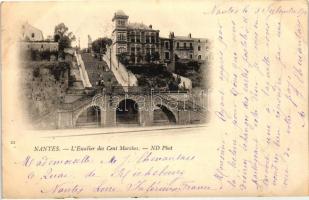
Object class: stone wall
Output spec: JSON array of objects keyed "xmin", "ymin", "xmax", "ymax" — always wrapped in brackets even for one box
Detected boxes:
[{"xmin": 20, "ymin": 61, "xmax": 70, "ymax": 127}]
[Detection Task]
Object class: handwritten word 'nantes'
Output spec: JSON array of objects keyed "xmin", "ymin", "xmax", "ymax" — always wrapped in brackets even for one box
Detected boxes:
[
  {"xmin": 205, "ymin": 5, "xmax": 307, "ymax": 16},
  {"xmin": 210, "ymin": 0, "xmax": 307, "ymax": 193}
]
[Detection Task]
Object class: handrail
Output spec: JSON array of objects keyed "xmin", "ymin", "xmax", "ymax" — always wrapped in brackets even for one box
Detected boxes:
[
  {"xmin": 59, "ymin": 95, "xmax": 94, "ymax": 111},
  {"xmin": 74, "ymin": 51, "xmax": 92, "ymax": 88},
  {"xmin": 104, "ymin": 46, "xmax": 138, "ymax": 89}
]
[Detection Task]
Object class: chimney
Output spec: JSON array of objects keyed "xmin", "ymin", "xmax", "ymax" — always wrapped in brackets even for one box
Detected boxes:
[
  {"xmin": 149, "ymin": 24, "xmax": 152, "ymax": 29},
  {"xmin": 169, "ymin": 32, "xmax": 175, "ymax": 39},
  {"xmin": 189, "ymin": 33, "xmax": 191, "ymax": 38}
]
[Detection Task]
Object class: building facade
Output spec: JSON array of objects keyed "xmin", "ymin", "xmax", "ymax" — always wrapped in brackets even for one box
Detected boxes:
[
  {"xmin": 170, "ymin": 32, "xmax": 210, "ymax": 61},
  {"xmin": 112, "ymin": 10, "xmax": 210, "ymax": 66},
  {"xmin": 20, "ymin": 22, "xmax": 58, "ymax": 52},
  {"xmin": 21, "ymin": 22, "xmax": 44, "ymax": 41},
  {"xmin": 112, "ymin": 10, "xmax": 160, "ymax": 64}
]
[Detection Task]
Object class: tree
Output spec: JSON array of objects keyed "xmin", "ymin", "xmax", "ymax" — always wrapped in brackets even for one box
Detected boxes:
[
  {"xmin": 91, "ymin": 37, "xmax": 112, "ymax": 55},
  {"xmin": 54, "ymin": 23, "xmax": 76, "ymax": 51},
  {"xmin": 152, "ymin": 52, "xmax": 160, "ymax": 61},
  {"xmin": 117, "ymin": 52, "xmax": 129, "ymax": 65},
  {"xmin": 145, "ymin": 52, "xmax": 151, "ymax": 63}
]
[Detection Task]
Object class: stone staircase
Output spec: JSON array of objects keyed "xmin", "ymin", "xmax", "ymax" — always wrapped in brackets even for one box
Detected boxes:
[
  {"xmin": 103, "ymin": 46, "xmax": 138, "ymax": 92},
  {"xmin": 81, "ymin": 53, "xmax": 121, "ymax": 89}
]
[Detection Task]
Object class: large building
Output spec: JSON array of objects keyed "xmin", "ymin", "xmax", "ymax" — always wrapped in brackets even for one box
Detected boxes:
[
  {"xmin": 112, "ymin": 10, "xmax": 160, "ymax": 64},
  {"xmin": 20, "ymin": 22, "xmax": 58, "ymax": 52},
  {"xmin": 112, "ymin": 10, "xmax": 209, "ymax": 66}
]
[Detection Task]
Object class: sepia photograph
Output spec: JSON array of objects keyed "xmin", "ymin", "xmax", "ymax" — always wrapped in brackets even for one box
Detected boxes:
[
  {"xmin": 1, "ymin": 0, "xmax": 308, "ymax": 198},
  {"xmin": 19, "ymin": 9, "xmax": 211, "ymax": 130}
]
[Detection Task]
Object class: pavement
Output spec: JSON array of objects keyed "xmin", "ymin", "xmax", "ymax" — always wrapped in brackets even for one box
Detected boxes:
[{"xmin": 27, "ymin": 124, "xmax": 208, "ymax": 138}]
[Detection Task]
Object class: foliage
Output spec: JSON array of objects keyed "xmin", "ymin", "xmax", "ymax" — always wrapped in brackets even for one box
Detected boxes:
[
  {"xmin": 145, "ymin": 52, "xmax": 160, "ymax": 63},
  {"xmin": 117, "ymin": 52, "xmax": 129, "ymax": 65},
  {"xmin": 91, "ymin": 37, "xmax": 112, "ymax": 55},
  {"xmin": 128, "ymin": 64, "xmax": 180, "ymax": 91},
  {"xmin": 136, "ymin": 53, "xmax": 143, "ymax": 63},
  {"xmin": 152, "ymin": 52, "xmax": 160, "ymax": 61},
  {"xmin": 175, "ymin": 60, "xmax": 206, "ymax": 88},
  {"xmin": 29, "ymin": 49, "xmax": 58, "ymax": 61},
  {"xmin": 54, "ymin": 23, "xmax": 76, "ymax": 51},
  {"xmin": 174, "ymin": 54, "xmax": 179, "ymax": 62},
  {"xmin": 68, "ymin": 75, "xmax": 76, "ymax": 87},
  {"xmin": 33, "ymin": 67, "xmax": 40, "ymax": 78},
  {"xmin": 50, "ymin": 62, "xmax": 69, "ymax": 81},
  {"xmin": 145, "ymin": 52, "xmax": 151, "ymax": 63}
]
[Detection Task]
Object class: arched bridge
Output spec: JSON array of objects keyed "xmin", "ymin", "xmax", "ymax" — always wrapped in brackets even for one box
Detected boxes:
[{"xmin": 57, "ymin": 87, "xmax": 208, "ymax": 129}]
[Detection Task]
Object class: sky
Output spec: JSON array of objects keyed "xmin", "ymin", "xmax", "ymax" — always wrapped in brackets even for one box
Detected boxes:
[{"xmin": 9, "ymin": 0, "xmax": 216, "ymax": 48}]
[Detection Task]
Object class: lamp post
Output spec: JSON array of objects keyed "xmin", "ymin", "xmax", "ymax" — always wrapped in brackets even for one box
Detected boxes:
[
  {"xmin": 128, "ymin": 73, "xmax": 130, "ymax": 87},
  {"xmin": 109, "ymin": 47, "xmax": 112, "ymax": 71},
  {"xmin": 150, "ymin": 88, "xmax": 154, "ymax": 111}
]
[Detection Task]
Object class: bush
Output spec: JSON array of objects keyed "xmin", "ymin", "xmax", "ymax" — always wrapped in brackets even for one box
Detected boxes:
[
  {"xmin": 29, "ymin": 50, "xmax": 59, "ymax": 61},
  {"xmin": 33, "ymin": 67, "xmax": 40, "ymax": 77},
  {"xmin": 92, "ymin": 37, "xmax": 112, "ymax": 55},
  {"xmin": 117, "ymin": 52, "xmax": 129, "ymax": 65}
]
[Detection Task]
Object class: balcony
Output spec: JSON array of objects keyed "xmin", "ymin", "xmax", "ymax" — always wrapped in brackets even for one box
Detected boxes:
[{"xmin": 176, "ymin": 46, "xmax": 194, "ymax": 50}]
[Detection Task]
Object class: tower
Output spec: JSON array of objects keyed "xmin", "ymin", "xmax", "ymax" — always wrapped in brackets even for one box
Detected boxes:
[
  {"xmin": 112, "ymin": 10, "xmax": 129, "ymax": 29},
  {"xmin": 112, "ymin": 10, "xmax": 129, "ymax": 55},
  {"xmin": 88, "ymin": 35, "xmax": 92, "ymax": 52}
]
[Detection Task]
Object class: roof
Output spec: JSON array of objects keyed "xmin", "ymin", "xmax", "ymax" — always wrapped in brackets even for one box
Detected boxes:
[
  {"xmin": 173, "ymin": 35, "xmax": 208, "ymax": 42},
  {"xmin": 193, "ymin": 38, "xmax": 208, "ymax": 43},
  {"xmin": 115, "ymin": 10, "xmax": 128, "ymax": 17},
  {"xmin": 112, "ymin": 10, "xmax": 129, "ymax": 21},
  {"xmin": 127, "ymin": 22, "xmax": 150, "ymax": 30},
  {"xmin": 127, "ymin": 22, "xmax": 159, "ymax": 31},
  {"xmin": 21, "ymin": 22, "xmax": 44, "ymax": 40},
  {"xmin": 174, "ymin": 36, "xmax": 194, "ymax": 41}
]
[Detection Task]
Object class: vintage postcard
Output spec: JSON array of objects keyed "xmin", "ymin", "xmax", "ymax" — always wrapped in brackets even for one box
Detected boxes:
[{"xmin": 1, "ymin": 0, "xmax": 308, "ymax": 198}]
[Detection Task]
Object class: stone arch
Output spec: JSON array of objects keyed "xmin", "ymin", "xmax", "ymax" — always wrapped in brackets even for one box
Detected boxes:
[
  {"xmin": 116, "ymin": 98, "xmax": 140, "ymax": 125},
  {"xmin": 73, "ymin": 104, "xmax": 103, "ymax": 127},
  {"xmin": 153, "ymin": 104, "xmax": 177, "ymax": 125}
]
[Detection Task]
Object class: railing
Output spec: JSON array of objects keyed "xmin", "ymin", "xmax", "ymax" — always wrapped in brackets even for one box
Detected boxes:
[
  {"xmin": 100, "ymin": 86, "xmax": 189, "ymax": 95},
  {"xmin": 74, "ymin": 51, "xmax": 92, "ymax": 88},
  {"xmin": 59, "ymin": 94, "xmax": 94, "ymax": 111},
  {"xmin": 176, "ymin": 46, "xmax": 194, "ymax": 50},
  {"xmin": 104, "ymin": 46, "xmax": 138, "ymax": 89}
]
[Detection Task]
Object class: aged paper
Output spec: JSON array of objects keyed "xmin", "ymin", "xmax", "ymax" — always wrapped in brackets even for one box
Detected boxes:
[{"xmin": 1, "ymin": 0, "xmax": 308, "ymax": 198}]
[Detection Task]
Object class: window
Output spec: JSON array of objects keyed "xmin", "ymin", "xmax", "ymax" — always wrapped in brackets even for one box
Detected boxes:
[
  {"xmin": 190, "ymin": 54, "xmax": 193, "ymax": 59},
  {"xmin": 165, "ymin": 41, "xmax": 169, "ymax": 49},
  {"xmin": 31, "ymin": 33, "xmax": 35, "ymax": 38},
  {"xmin": 177, "ymin": 42, "xmax": 179, "ymax": 48},
  {"xmin": 117, "ymin": 20, "xmax": 125, "ymax": 26},
  {"xmin": 190, "ymin": 43, "xmax": 193, "ymax": 48},
  {"xmin": 184, "ymin": 43, "xmax": 187, "ymax": 48},
  {"xmin": 198, "ymin": 55, "xmax": 202, "ymax": 60},
  {"xmin": 117, "ymin": 33, "xmax": 126, "ymax": 41},
  {"xmin": 165, "ymin": 52, "xmax": 170, "ymax": 60},
  {"xmin": 118, "ymin": 47, "xmax": 126, "ymax": 54},
  {"xmin": 198, "ymin": 46, "xmax": 201, "ymax": 51},
  {"xmin": 136, "ymin": 36, "xmax": 140, "ymax": 43}
]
